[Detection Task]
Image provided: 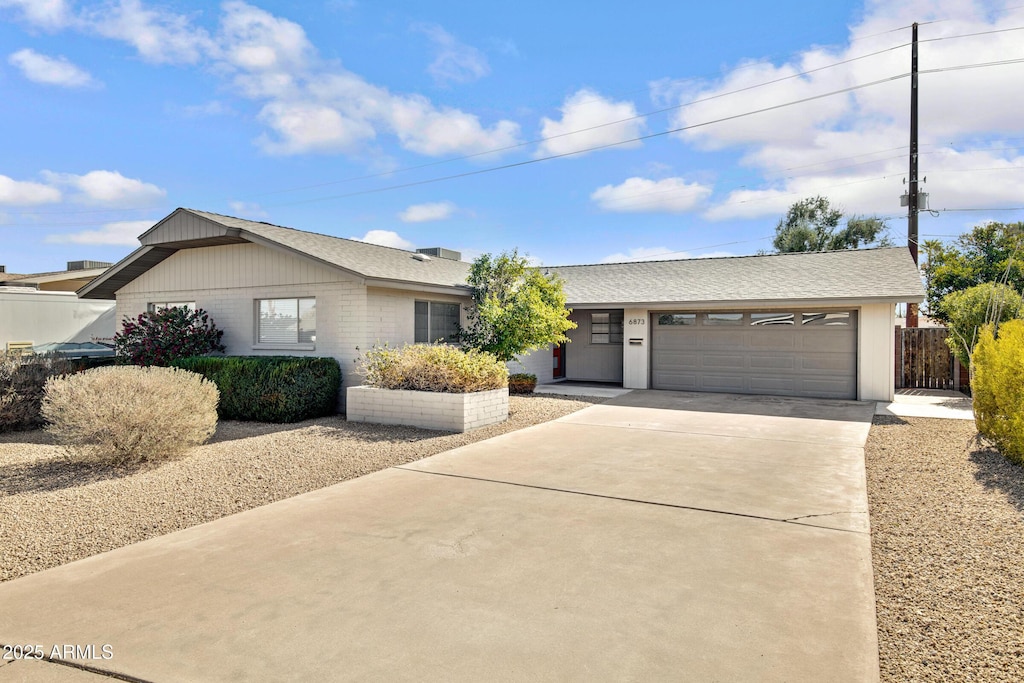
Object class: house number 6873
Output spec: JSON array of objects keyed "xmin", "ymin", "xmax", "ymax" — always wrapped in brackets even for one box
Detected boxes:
[{"xmin": 627, "ymin": 318, "xmax": 645, "ymax": 325}]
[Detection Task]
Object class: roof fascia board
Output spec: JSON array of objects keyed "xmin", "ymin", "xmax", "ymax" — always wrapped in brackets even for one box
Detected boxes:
[
  {"xmin": 76, "ymin": 246, "xmax": 157, "ymax": 299},
  {"xmin": 565, "ymin": 296, "xmax": 922, "ymax": 309},
  {"xmin": 238, "ymin": 231, "xmax": 367, "ymax": 285},
  {"xmin": 16, "ymin": 268, "xmax": 108, "ymax": 285},
  {"xmin": 363, "ymin": 277, "xmax": 471, "ymax": 297}
]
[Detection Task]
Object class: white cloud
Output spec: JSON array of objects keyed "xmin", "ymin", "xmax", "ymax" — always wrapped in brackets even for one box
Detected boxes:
[
  {"xmin": 0, "ymin": 175, "xmax": 62, "ymax": 205},
  {"xmin": 399, "ymin": 201, "xmax": 457, "ymax": 223},
  {"xmin": 8, "ymin": 48, "xmax": 98, "ymax": 88},
  {"xmin": 41, "ymin": 170, "xmax": 166, "ymax": 205},
  {"xmin": 655, "ymin": 1, "xmax": 1024, "ymax": 219},
  {"xmin": 228, "ymin": 200, "xmax": 268, "ymax": 219},
  {"xmin": 351, "ymin": 229, "xmax": 415, "ymax": 250},
  {"xmin": 591, "ymin": 177, "xmax": 713, "ymax": 214},
  {"xmin": 0, "ymin": 0, "xmax": 71, "ymax": 30},
  {"xmin": 537, "ymin": 89, "xmax": 644, "ymax": 157},
  {"xmin": 415, "ymin": 23, "xmax": 489, "ymax": 86},
  {"xmin": 81, "ymin": 0, "xmax": 214, "ymax": 65},
  {"xmin": 385, "ymin": 94, "xmax": 520, "ymax": 157},
  {"xmin": 3, "ymin": 1, "xmax": 520, "ymax": 158},
  {"xmin": 601, "ymin": 247, "xmax": 734, "ymax": 263},
  {"xmin": 46, "ymin": 220, "xmax": 151, "ymax": 246}
]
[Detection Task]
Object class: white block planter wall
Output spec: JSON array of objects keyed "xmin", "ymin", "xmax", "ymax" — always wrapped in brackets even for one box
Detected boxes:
[{"xmin": 346, "ymin": 386, "xmax": 509, "ymax": 433}]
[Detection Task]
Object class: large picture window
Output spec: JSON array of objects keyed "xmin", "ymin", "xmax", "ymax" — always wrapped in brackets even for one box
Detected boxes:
[
  {"xmin": 415, "ymin": 301, "xmax": 461, "ymax": 343},
  {"xmin": 257, "ymin": 298, "xmax": 316, "ymax": 345}
]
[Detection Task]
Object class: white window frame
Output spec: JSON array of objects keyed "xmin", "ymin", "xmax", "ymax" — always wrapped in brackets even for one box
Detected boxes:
[
  {"xmin": 253, "ymin": 297, "xmax": 316, "ymax": 350},
  {"xmin": 148, "ymin": 301, "xmax": 196, "ymax": 313}
]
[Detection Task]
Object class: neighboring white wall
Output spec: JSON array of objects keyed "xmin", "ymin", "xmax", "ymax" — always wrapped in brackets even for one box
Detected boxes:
[
  {"xmin": 346, "ymin": 386, "xmax": 508, "ymax": 432},
  {"xmin": 0, "ymin": 288, "xmax": 115, "ymax": 348},
  {"xmin": 858, "ymin": 303, "xmax": 896, "ymax": 402},
  {"xmin": 116, "ymin": 244, "xmax": 367, "ymax": 402},
  {"xmin": 622, "ymin": 307, "xmax": 650, "ymax": 389},
  {"xmin": 510, "ymin": 345, "xmax": 554, "ymax": 382}
]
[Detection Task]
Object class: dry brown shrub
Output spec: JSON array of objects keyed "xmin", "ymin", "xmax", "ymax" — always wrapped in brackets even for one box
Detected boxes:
[
  {"xmin": 41, "ymin": 365, "xmax": 219, "ymax": 467},
  {"xmin": 357, "ymin": 344, "xmax": 507, "ymax": 393}
]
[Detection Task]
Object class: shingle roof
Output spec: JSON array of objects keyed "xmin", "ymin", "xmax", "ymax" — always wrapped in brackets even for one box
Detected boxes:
[
  {"xmin": 80, "ymin": 208, "xmax": 925, "ymax": 306},
  {"xmin": 550, "ymin": 247, "xmax": 924, "ymax": 305},
  {"xmin": 185, "ymin": 210, "xmax": 472, "ymax": 289}
]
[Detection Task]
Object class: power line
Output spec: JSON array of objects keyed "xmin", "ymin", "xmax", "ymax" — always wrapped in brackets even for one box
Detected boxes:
[
  {"xmin": 257, "ymin": 73, "xmax": 911, "ymax": 210},
  {"xmin": 920, "ymin": 24, "xmax": 1024, "ymax": 43},
  {"xmin": 920, "ymin": 56, "xmax": 1024, "ymax": 74},
  {"xmin": 17, "ymin": 41, "xmax": 916, "ymax": 218}
]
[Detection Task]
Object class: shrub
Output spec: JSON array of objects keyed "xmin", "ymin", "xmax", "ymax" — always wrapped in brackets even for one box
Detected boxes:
[
  {"xmin": 172, "ymin": 356, "xmax": 341, "ymax": 422},
  {"xmin": 41, "ymin": 366, "xmax": 219, "ymax": 467},
  {"xmin": 0, "ymin": 352, "xmax": 75, "ymax": 433},
  {"xmin": 508, "ymin": 373, "xmax": 537, "ymax": 394},
  {"xmin": 115, "ymin": 306, "xmax": 225, "ymax": 367},
  {"xmin": 972, "ymin": 319, "xmax": 1024, "ymax": 465},
  {"xmin": 358, "ymin": 344, "xmax": 507, "ymax": 393},
  {"xmin": 941, "ymin": 282, "xmax": 1023, "ymax": 369}
]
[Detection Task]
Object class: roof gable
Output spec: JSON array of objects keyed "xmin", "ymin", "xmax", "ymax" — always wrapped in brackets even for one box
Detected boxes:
[{"xmin": 80, "ymin": 208, "xmax": 471, "ymax": 299}]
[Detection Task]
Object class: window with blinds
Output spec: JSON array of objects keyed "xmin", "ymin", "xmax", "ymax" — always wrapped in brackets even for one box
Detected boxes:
[
  {"xmin": 414, "ymin": 301, "xmax": 461, "ymax": 343},
  {"xmin": 257, "ymin": 298, "xmax": 316, "ymax": 345}
]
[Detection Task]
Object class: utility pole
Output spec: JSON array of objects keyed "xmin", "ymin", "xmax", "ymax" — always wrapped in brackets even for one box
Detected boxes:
[{"xmin": 906, "ymin": 21, "xmax": 920, "ymax": 328}]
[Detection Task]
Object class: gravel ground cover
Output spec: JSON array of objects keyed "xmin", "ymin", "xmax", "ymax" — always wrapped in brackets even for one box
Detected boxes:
[
  {"xmin": 0, "ymin": 394, "xmax": 602, "ymax": 583},
  {"xmin": 866, "ymin": 415, "xmax": 1024, "ymax": 682}
]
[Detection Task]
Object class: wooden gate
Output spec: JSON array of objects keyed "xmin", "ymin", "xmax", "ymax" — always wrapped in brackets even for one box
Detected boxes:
[{"xmin": 895, "ymin": 327, "xmax": 955, "ymax": 390}]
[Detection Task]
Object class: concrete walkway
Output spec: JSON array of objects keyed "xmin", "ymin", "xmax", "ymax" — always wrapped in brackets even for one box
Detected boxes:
[
  {"xmin": 875, "ymin": 388, "xmax": 974, "ymax": 420},
  {"xmin": 0, "ymin": 390, "xmax": 879, "ymax": 682}
]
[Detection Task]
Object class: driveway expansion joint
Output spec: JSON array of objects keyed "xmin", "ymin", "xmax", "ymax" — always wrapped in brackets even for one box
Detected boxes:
[
  {"xmin": 393, "ymin": 466, "xmax": 869, "ymax": 534},
  {"xmin": 555, "ymin": 419, "xmax": 870, "ymax": 448}
]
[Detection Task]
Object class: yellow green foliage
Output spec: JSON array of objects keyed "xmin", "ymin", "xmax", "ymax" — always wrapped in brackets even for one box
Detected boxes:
[
  {"xmin": 972, "ymin": 319, "xmax": 1024, "ymax": 465},
  {"xmin": 358, "ymin": 343, "xmax": 508, "ymax": 393}
]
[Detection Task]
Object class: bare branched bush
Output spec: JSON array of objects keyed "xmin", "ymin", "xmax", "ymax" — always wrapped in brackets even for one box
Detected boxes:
[
  {"xmin": 41, "ymin": 366, "xmax": 219, "ymax": 467},
  {"xmin": 0, "ymin": 352, "xmax": 75, "ymax": 432}
]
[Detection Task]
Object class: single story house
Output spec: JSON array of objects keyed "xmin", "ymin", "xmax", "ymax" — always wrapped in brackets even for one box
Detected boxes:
[{"xmin": 79, "ymin": 208, "xmax": 925, "ymax": 403}]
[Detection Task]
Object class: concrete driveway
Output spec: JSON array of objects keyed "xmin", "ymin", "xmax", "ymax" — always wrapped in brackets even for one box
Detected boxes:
[{"xmin": 0, "ymin": 390, "xmax": 878, "ymax": 682}]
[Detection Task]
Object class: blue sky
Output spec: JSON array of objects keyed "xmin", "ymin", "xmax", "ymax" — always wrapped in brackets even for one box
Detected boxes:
[{"xmin": 2, "ymin": 0, "xmax": 1023, "ymax": 274}]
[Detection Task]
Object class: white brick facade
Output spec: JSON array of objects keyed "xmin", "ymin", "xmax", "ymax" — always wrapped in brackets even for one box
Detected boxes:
[
  {"xmin": 346, "ymin": 386, "xmax": 509, "ymax": 432},
  {"xmin": 115, "ymin": 244, "xmax": 472, "ymax": 410}
]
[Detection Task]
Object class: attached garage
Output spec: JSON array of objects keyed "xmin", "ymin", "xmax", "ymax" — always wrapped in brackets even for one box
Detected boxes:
[
  {"xmin": 550, "ymin": 247, "xmax": 926, "ymax": 402},
  {"xmin": 650, "ymin": 310, "xmax": 857, "ymax": 399}
]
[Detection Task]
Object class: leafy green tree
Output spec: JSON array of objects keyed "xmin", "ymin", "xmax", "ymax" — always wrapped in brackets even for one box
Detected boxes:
[
  {"xmin": 922, "ymin": 222, "xmax": 1024, "ymax": 322},
  {"xmin": 772, "ymin": 196, "xmax": 892, "ymax": 253},
  {"xmin": 941, "ymin": 282, "xmax": 1024, "ymax": 369},
  {"xmin": 459, "ymin": 250, "xmax": 576, "ymax": 363}
]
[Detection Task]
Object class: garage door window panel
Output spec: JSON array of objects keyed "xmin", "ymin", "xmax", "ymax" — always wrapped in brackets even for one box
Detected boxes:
[
  {"xmin": 704, "ymin": 313, "xmax": 743, "ymax": 325},
  {"xmin": 802, "ymin": 312, "xmax": 851, "ymax": 326},
  {"xmin": 751, "ymin": 312, "xmax": 795, "ymax": 326}
]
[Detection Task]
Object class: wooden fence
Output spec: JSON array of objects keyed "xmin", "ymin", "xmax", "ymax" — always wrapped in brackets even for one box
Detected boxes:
[{"xmin": 895, "ymin": 327, "xmax": 961, "ymax": 390}]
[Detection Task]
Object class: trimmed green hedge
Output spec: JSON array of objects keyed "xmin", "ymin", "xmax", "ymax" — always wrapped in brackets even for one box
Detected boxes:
[{"xmin": 172, "ymin": 356, "xmax": 341, "ymax": 423}]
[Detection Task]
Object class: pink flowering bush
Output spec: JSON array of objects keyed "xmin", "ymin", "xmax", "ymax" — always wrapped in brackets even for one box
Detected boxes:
[{"xmin": 114, "ymin": 307, "xmax": 225, "ymax": 366}]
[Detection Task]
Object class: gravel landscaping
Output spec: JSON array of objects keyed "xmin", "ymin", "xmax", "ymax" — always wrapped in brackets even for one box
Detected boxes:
[
  {"xmin": 0, "ymin": 394, "xmax": 603, "ymax": 583},
  {"xmin": 866, "ymin": 415, "xmax": 1024, "ymax": 682}
]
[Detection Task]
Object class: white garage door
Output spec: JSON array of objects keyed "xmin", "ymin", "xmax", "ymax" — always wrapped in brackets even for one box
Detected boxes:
[{"xmin": 651, "ymin": 310, "xmax": 857, "ymax": 399}]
